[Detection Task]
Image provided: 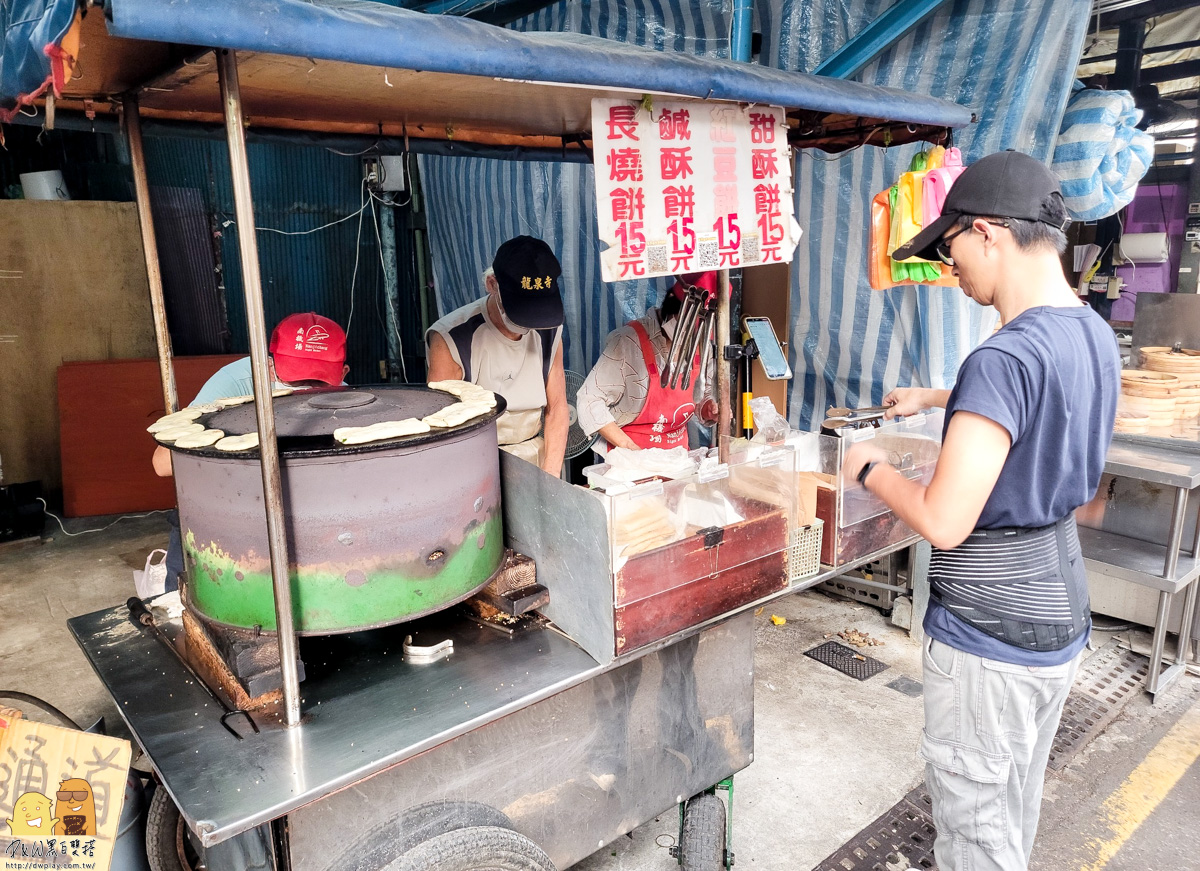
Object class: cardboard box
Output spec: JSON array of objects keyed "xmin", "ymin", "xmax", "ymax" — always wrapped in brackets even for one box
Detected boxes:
[{"xmin": 0, "ymin": 714, "xmax": 131, "ymax": 871}]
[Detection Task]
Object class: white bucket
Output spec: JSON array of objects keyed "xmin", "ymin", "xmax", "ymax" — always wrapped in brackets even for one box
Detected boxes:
[{"xmin": 19, "ymin": 170, "xmax": 70, "ymax": 201}]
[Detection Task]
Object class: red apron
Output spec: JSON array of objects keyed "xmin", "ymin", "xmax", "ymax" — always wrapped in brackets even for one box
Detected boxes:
[{"xmin": 617, "ymin": 320, "xmax": 700, "ymax": 450}]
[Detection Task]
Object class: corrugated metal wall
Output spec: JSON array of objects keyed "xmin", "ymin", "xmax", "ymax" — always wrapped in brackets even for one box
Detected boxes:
[{"xmin": 141, "ymin": 135, "xmax": 422, "ymax": 389}]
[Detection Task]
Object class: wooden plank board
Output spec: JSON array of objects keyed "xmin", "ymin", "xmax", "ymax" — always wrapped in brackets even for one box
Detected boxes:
[
  {"xmin": 0, "ymin": 201, "xmax": 157, "ymax": 497},
  {"xmin": 58, "ymin": 355, "xmax": 241, "ymax": 517}
]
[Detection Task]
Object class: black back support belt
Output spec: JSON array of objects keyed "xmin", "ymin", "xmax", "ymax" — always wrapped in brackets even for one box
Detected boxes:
[{"xmin": 930, "ymin": 515, "xmax": 1089, "ymax": 653}]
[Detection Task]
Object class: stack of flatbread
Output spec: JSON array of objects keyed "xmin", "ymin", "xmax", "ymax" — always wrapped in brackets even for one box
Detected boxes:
[
  {"xmin": 612, "ymin": 498, "xmax": 681, "ymax": 558},
  {"xmin": 334, "ymin": 418, "xmax": 431, "ymax": 444},
  {"xmin": 728, "ymin": 462, "xmax": 792, "ymax": 511}
]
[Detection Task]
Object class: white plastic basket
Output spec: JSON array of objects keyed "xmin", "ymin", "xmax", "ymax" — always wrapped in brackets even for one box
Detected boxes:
[{"xmin": 787, "ymin": 519, "xmax": 823, "ymax": 583}]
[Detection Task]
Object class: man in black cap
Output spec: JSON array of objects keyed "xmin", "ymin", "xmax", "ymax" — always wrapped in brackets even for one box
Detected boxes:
[
  {"xmin": 426, "ymin": 236, "xmax": 568, "ymax": 475},
  {"xmin": 842, "ymin": 151, "xmax": 1120, "ymax": 870}
]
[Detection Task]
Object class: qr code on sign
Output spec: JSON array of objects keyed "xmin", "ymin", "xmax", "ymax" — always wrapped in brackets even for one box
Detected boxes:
[
  {"xmin": 696, "ymin": 237, "xmax": 719, "ymax": 270},
  {"xmin": 741, "ymin": 234, "xmax": 761, "ymax": 265},
  {"xmin": 646, "ymin": 244, "xmax": 669, "ymax": 275}
]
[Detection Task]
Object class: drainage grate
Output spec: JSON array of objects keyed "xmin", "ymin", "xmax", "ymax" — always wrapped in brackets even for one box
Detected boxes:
[
  {"xmin": 1047, "ymin": 644, "xmax": 1147, "ymax": 771},
  {"xmin": 811, "ymin": 785, "xmax": 938, "ymax": 871},
  {"xmin": 804, "ymin": 641, "xmax": 889, "ymax": 681}
]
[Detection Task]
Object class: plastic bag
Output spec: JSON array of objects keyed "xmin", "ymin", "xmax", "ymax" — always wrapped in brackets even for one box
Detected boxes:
[
  {"xmin": 923, "ymin": 147, "xmax": 965, "ymax": 223},
  {"xmin": 133, "ymin": 549, "xmax": 168, "ymax": 600},
  {"xmin": 749, "ymin": 396, "xmax": 790, "ymax": 443},
  {"xmin": 870, "ymin": 190, "xmax": 959, "ymax": 291}
]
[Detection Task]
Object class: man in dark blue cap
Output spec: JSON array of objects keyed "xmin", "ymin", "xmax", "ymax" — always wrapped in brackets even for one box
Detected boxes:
[
  {"xmin": 842, "ymin": 151, "xmax": 1120, "ymax": 871},
  {"xmin": 426, "ymin": 236, "xmax": 568, "ymax": 475}
]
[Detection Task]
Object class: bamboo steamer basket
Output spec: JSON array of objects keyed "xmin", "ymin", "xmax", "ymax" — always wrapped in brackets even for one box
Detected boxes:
[
  {"xmin": 1118, "ymin": 395, "xmax": 1175, "ymax": 427},
  {"xmin": 1113, "ymin": 410, "xmax": 1151, "ymax": 434},
  {"xmin": 1140, "ymin": 351, "xmax": 1200, "ymax": 408},
  {"xmin": 1141, "ymin": 346, "xmax": 1200, "ymax": 375},
  {"xmin": 1120, "ymin": 369, "xmax": 1180, "ymax": 398}
]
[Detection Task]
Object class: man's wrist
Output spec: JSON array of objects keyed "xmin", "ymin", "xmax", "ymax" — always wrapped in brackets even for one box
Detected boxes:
[{"xmin": 856, "ymin": 460, "xmax": 880, "ymax": 488}]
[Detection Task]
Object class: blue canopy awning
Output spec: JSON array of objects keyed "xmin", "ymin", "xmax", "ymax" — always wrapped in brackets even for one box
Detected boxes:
[{"xmin": 4, "ymin": 0, "xmax": 973, "ymax": 150}]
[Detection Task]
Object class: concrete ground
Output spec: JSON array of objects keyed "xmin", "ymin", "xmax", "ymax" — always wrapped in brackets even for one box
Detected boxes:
[{"xmin": 2, "ymin": 513, "xmax": 1199, "ymax": 870}]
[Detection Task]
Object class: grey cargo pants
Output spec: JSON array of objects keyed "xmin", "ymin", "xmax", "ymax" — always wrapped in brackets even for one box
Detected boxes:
[{"xmin": 920, "ymin": 637, "xmax": 1079, "ymax": 870}]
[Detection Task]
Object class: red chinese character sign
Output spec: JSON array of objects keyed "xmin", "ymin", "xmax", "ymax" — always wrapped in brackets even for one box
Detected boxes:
[{"xmin": 592, "ymin": 99, "xmax": 799, "ymax": 282}]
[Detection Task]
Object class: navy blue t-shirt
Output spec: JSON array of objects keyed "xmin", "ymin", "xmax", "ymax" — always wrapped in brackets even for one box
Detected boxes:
[{"xmin": 925, "ymin": 305, "xmax": 1120, "ymax": 664}]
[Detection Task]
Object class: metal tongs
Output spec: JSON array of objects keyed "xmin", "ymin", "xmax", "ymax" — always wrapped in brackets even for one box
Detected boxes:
[
  {"xmin": 662, "ymin": 283, "xmax": 717, "ymax": 391},
  {"xmin": 826, "ymin": 404, "xmax": 891, "ymax": 421},
  {"xmin": 126, "ymin": 598, "xmax": 259, "ymax": 739}
]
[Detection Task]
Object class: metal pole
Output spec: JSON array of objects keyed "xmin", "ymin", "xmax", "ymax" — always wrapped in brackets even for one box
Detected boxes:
[
  {"xmin": 379, "ymin": 194, "xmax": 402, "ymax": 382},
  {"xmin": 217, "ymin": 49, "xmax": 303, "ymax": 727},
  {"xmin": 122, "ymin": 98, "xmax": 178, "ymax": 414},
  {"xmin": 1113, "ymin": 20, "xmax": 1146, "ymax": 91},
  {"xmin": 1148, "ymin": 590, "xmax": 1171, "ymax": 696},
  {"xmin": 1163, "ymin": 488, "xmax": 1188, "ymax": 581},
  {"xmin": 730, "ymin": 0, "xmax": 753, "ymax": 63},
  {"xmin": 716, "ymin": 269, "xmax": 732, "ymax": 462},
  {"xmin": 1175, "ymin": 99, "xmax": 1200, "ymax": 293}
]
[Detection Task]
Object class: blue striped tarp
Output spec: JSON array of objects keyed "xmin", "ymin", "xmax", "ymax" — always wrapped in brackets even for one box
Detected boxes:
[
  {"xmin": 1052, "ymin": 87, "xmax": 1154, "ymax": 221},
  {"xmin": 420, "ymin": 0, "xmax": 1092, "ymax": 428}
]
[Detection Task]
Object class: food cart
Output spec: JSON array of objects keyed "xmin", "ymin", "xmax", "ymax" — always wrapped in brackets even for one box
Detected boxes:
[{"xmin": 2, "ymin": 1, "xmax": 971, "ymax": 868}]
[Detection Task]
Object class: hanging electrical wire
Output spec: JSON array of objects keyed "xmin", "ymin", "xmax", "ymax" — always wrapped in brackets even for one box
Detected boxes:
[
  {"xmin": 220, "ymin": 193, "xmax": 371, "ymax": 236},
  {"xmin": 344, "ymin": 177, "xmax": 370, "ymax": 340}
]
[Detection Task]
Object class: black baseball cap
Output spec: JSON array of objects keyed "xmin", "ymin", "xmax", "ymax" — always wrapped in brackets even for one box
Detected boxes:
[
  {"xmin": 894, "ymin": 151, "xmax": 1071, "ymax": 262},
  {"xmin": 492, "ymin": 236, "xmax": 564, "ymax": 329}
]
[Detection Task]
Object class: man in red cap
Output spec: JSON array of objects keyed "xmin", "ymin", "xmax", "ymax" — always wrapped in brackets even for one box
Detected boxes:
[
  {"xmin": 577, "ymin": 272, "xmax": 719, "ymax": 455},
  {"xmin": 151, "ymin": 312, "xmax": 348, "ymax": 478}
]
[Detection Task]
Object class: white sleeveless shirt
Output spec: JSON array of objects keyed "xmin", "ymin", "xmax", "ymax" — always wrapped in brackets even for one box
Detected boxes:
[{"xmin": 426, "ymin": 297, "xmax": 562, "ymax": 448}]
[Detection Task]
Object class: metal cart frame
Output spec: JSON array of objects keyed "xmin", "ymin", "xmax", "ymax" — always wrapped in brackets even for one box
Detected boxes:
[{"xmin": 15, "ymin": 1, "xmax": 970, "ymax": 867}]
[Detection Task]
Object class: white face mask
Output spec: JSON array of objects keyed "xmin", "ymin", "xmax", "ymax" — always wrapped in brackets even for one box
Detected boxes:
[{"xmin": 494, "ymin": 298, "xmax": 531, "ymax": 336}]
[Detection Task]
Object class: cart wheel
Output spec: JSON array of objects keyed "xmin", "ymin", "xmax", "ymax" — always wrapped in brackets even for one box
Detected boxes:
[
  {"xmin": 145, "ymin": 785, "xmax": 199, "ymax": 871},
  {"xmin": 384, "ymin": 826, "xmax": 556, "ymax": 871},
  {"xmin": 333, "ymin": 800, "xmax": 516, "ymax": 871},
  {"xmin": 680, "ymin": 793, "xmax": 727, "ymax": 871}
]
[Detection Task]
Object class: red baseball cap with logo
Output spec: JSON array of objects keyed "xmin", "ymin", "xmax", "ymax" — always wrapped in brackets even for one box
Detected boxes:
[{"xmin": 268, "ymin": 313, "xmax": 347, "ymax": 386}]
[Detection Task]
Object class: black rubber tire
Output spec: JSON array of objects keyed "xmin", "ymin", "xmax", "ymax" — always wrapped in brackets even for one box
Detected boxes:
[
  {"xmin": 145, "ymin": 785, "xmax": 188, "ymax": 871},
  {"xmin": 384, "ymin": 826, "xmax": 556, "ymax": 871},
  {"xmin": 680, "ymin": 793, "xmax": 727, "ymax": 871},
  {"xmin": 331, "ymin": 801, "xmax": 516, "ymax": 871}
]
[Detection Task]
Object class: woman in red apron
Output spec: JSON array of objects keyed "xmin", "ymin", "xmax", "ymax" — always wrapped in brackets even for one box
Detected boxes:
[{"xmin": 577, "ymin": 272, "xmax": 719, "ymax": 454}]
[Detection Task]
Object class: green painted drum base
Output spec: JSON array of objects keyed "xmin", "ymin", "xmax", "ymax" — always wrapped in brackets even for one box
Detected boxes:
[{"xmin": 184, "ymin": 515, "xmax": 504, "ymax": 633}]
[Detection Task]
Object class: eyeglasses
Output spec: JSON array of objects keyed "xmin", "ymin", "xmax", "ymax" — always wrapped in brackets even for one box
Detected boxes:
[
  {"xmin": 935, "ymin": 219, "xmax": 1010, "ymax": 266},
  {"xmin": 56, "ymin": 791, "xmax": 89, "ymax": 802}
]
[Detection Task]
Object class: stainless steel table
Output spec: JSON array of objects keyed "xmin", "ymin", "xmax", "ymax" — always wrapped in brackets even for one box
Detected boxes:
[
  {"xmin": 1083, "ymin": 440, "xmax": 1200, "ymax": 699},
  {"xmin": 69, "ymin": 603, "xmax": 756, "ymax": 870}
]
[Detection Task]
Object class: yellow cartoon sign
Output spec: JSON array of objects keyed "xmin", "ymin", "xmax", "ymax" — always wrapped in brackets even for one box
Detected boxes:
[
  {"xmin": 1, "ymin": 715, "xmax": 130, "ymax": 871},
  {"xmin": 54, "ymin": 779, "xmax": 96, "ymax": 837},
  {"xmin": 6, "ymin": 792, "xmax": 57, "ymax": 837}
]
